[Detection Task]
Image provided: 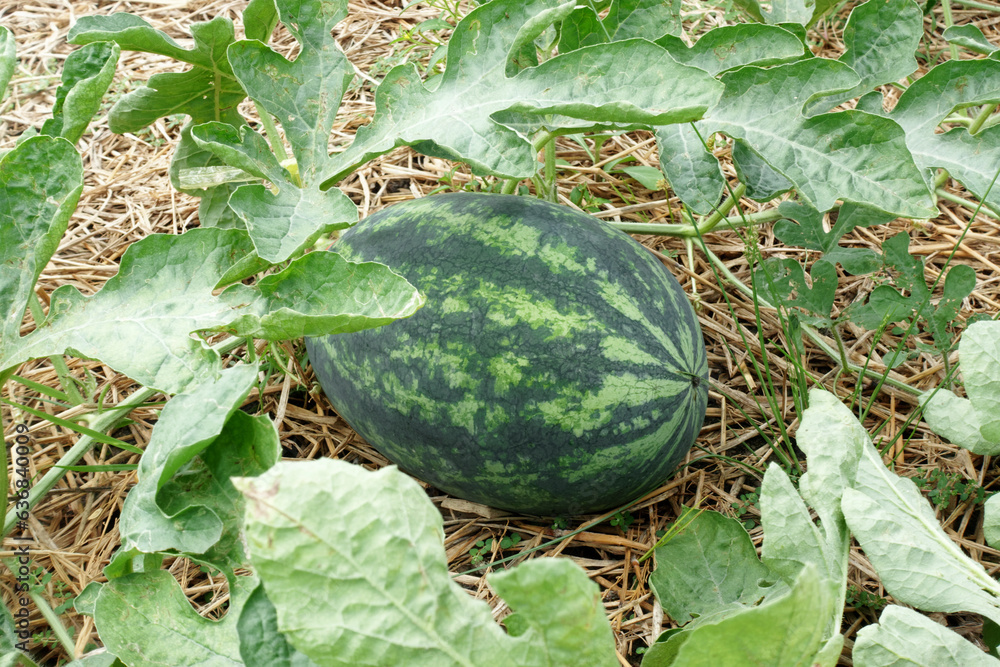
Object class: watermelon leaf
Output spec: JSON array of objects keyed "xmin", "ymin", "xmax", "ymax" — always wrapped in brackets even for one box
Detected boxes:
[
  {"xmin": 0, "ymin": 228, "xmax": 423, "ymax": 395},
  {"xmin": 238, "ymin": 584, "xmax": 319, "ymax": 667},
  {"xmin": 888, "ymin": 58, "xmax": 1000, "ymax": 215},
  {"xmin": 649, "ymin": 509, "xmax": 777, "ymax": 625},
  {"xmin": 803, "ymin": 0, "xmax": 921, "ymax": 116},
  {"xmin": 0, "ymin": 136, "xmax": 84, "ymax": 385},
  {"xmin": 91, "ymin": 570, "xmax": 256, "ymax": 667},
  {"xmin": 558, "ymin": 0, "xmax": 682, "ymax": 52},
  {"xmin": 236, "ymin": 459, "xmax": 619, "ymax": 666},
  {"xmin": 732, "ymin": 0, "xmax": 838, "ymax": 26},
  {"xmin": 118, "ymin": 365, "xmax": 276, "ymax": 574},
  {"xmin": 192, "ymin": 0, "xmax": 359, "ymax": 263},
  {"xmin": 217, "ymin": 249, "xmax": 427, "ymax": 339},
  {"xmin": 943, "ymin": 24, "xmax": 999, "ymax": 57},
  {"xmin": 652, "ymin": 24, "xmax": 804, "ymax": 213},
  {"xmin": 655, "ymin": 124, "xmax": 726, "ymax": 215},
  {"xmin": 39, "ymin": 41, "xmax": 121, "ymax": 145},
  {"xmin": 641, "ymin": 565, "xmax": 837, "ymax": 667},
  {"xmin": 653, "ymin": 24, "xmax": 806, "ymax": 74},
  {"xmin": 67, "ymin": 7, "xmax": 274, "ymax": 226},
  {"xmin": 191, "ymin": 121, "xmax": 357, "ymax": 264},
  {"xmin": 854, "ymin": 606, "xmax": 1000, "ymax": 667},
  {"xmin": 921, "ymin": 320, "xmax": 1000, "ymax": 455},
  {"xmin": 226, "ymin": 0, "xmax": 351, "ymax": 182},
  {"xmin": 985, "ymin": 494, "xmax": 1000, "ymax": 549},
  {"xmin": 321, "ymin": 0, "xmax": 722, "ymax": 185},
  {"xmin": 761, "ymin": 390, "xmax": 861, "ymax": 604},
  {"xmin": 645, "ymin": 390, "xmax": 861, "ymax": 664},
  {"xmin": 66, "ymin": 12, "xmax": 251, "ymax": 133},
  {"xmin": 0, "ymin": 26, "xmax": 14, "ymax": 99},
  {"xmin": 702, "ymin": 58, "xmax": 935, "ymax": 217},
  {"xmin": 843, "ymin": 415, "xmax": 1000, "ymax": 625}
]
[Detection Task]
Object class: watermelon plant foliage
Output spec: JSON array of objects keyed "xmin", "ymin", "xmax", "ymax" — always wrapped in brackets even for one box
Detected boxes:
[
  {"xmin": 236, "ymin": 459, "xmax": 619, "ymax": 666},
  {"xmin": 922, "ymin": 320, "xmax": 1000, "ymax": 455},
  {"xmin": 3, "ymin": 0, "xmax": 1000, "ymax": 664},
  {"xmin": 641, "ymin": 389, "xmax": 1000, "ymax": 666}
]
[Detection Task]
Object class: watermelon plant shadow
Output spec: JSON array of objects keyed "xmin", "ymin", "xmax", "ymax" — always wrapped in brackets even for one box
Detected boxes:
[{"xmin": 306, "ymin": 193, "xmax": 709, "ymax": 516}]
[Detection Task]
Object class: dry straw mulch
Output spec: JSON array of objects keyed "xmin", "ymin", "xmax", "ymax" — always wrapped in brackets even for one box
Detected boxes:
[{"xmin": 2, "ymin": 0, "xmax": 1000, "ymax": 664}]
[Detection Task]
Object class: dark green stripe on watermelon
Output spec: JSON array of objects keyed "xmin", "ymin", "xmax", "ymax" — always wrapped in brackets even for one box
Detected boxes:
[{"xmin": 306, "ymin": 193, "xmax": 708, "ymax": 515}]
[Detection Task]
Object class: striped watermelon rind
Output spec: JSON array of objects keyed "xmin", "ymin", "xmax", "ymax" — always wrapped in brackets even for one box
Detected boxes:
[{"xmin": 307, "ymin": 193, "xmax": 708, "ymax": 515}]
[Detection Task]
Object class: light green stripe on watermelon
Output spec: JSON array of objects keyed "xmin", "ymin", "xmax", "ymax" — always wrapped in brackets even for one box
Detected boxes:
[
  {"xmin": 481, "ymin": 283, "xmax": 594, "ymax": 339},
  {"xmin": 599, "ymin": 337, "xmax": 663, "ymax": 367},
  {"xmin": 531, "ymin": 374, "xmax": 692, "ymax": 437},
  {"xmin": 595, "ymin": 279, "xmax": 689, "ymax": 372},
  {"xmin": 488, "ymin": 352, "xmax": 531, "ymax": 395},
  {"xmin": 387, "ymin": 340, "xmax": 480, "ymax": 391},
  {"xmin": 558, "ymin": 405, "xmax": 694, "ymax": 485}
]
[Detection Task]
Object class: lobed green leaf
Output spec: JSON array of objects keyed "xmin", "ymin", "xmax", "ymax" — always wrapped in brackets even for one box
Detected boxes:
[
  {"xmin": 220, "ymin": 249, "xmax": 426, "ymax": 339},
  {"xmin": 853, "ymin": 605, "xmax": 1000, "ymax": 667},
  {"xmin": 944, "ymin": 24, "xmax": 999, "ymax": 56},
  {"xmin": 704, "ymin": 58, "xmax": 935, "ymax": 217},
  {"xmin": 922, "ymin": 320, "xmax": 1000, "ymax": 454},
  {"xmin": 322, "ymin": 0, "xmax": 722, "ymax": 184},
  {"xmin": 889, "ymin": 58, "xmax": 1000, "ymax": 214},
  {"xmin": 985, "ymin": 494, "xmax": 1000, "ymax": 549},
  {"xmin": 236, "ymin": 459, "xmax": 619, "ymax": 666},
  {"xmin": 67, "ymin": 9, "xmax": 263, "ymax": 225},
  {"xmin": 804, "ymin": 0, "xmax": 921, "ymax": 115},
  {"xmin": 40, "ymin": 41, "xmax": 120, "ymax": 145},
  {"xmin": 641, "ymin": 565, "xmax": 836, "ymax": 667},
  {"xmin": 118, "ymin": 365, "xmax": 277, "ymax": 574},
  {"xmin": 843, "ymin": 426, "xmax": 1000, "ymax": 624},
  {"xmin": 227, "ymin": 0, "xmax": 353, "ymax": 181},
  {"xmin": 0, "ymin": 26, "xmax": 15, "ymax": 101},
  {"xmin": 238, "ymin": 584, "xmax": 319, "ymax": 667},
  {"xmin": 559, "ymin": 0, "xmax": 681, "ymax": 52},
  {"xmin": 2, "ymin": 227, "xmax": 422, "ymax": 394},
  {"xmin": 192, "ymin": 121, "xmax": 357, "ymax": 263},
  {"xmin": 68, "ymin": 14, "xmax": 244, "ymax": 132},
  {"xmin": 0, "ymin": 136, "xmax": 83, "ymax": 382},
  {"xmin": 652, "ymin": 24, "xmax": 804, "ymax": 213},
  {"xmin": 649, "ymin": 509, "xmax": 775, "ymax": 625},
  {"xmin": 92, "ymin": 571, "xmax": 255, "ymax": 667}
]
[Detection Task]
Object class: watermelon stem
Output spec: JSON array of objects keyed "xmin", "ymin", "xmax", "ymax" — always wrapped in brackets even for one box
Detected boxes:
[
  {"xmin": 606, "ymin": 207, "xmax": 783, "ymax": 236},
  {"xmin": 253, "ymin": 102, "xmax": 290, "ymax": 167},
  {"xmin": 542, "ymin": 130, "xmax": 557, "ymax": 202}
]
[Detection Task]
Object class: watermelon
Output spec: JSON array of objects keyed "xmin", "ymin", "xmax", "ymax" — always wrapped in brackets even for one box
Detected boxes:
[{"xmin": 306, "ymin": 193, "xmax": 708, "ymax": 515}]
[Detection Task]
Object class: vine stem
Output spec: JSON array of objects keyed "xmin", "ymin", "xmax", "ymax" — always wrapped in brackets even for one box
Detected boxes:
[
  {"xmin": 254, "ymin": 102, "xmax": 288, "ymax": 165},
  {"xmin": 606, "ymin": 205, "xmax": 782, "ymax": 237},
  {"xmin": 501, "ymin": 129, "xmax": 559, "ymax": 196},
  {"xmin": 936, "ymin": 188, "xmax": 999, "ymax": 220},
  {"xmin": 940, "ymin": 0, "xmax": 960, "ymax": 61},
  {"xmin": 969, "ymin": 104, "xmax": 996, "ymax": 135},
  {"xmin": 543, "ymin": 136, "xmax": 557, "ymax": 202}
]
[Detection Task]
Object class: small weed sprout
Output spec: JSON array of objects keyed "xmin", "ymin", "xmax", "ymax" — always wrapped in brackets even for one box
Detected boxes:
[
  {"xmin": 469, "ymin": 532, "xmax": 523, "ymax": 567},
  {"xmin": 733, "ymin": 490, "xmax": 761, "ymax": 530},
  {"xmin": 912, "ymin": 469, "xmax": 989, "ymax": 510}
]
